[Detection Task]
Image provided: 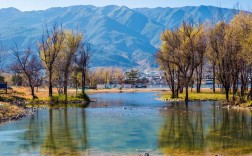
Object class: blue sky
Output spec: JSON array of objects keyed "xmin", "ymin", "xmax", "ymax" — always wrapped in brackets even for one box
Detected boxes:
[{"xmin": 0, "ymin": 0, "xmax": 251, "ymax": 11}]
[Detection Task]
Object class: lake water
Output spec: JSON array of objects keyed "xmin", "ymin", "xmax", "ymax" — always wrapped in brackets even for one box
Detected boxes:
[{"xmin": 0, "ymin": 92, "xmax": 252, "ymax": 155}]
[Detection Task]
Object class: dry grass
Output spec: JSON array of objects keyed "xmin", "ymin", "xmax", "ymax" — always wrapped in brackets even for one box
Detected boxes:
[
  {"xmin": 10, "ymin": 87, "xmax": 170, "ymax": 100},
  {"xmin": 0, "ymin": 102, "xmax": 26, "ymax": 119}
]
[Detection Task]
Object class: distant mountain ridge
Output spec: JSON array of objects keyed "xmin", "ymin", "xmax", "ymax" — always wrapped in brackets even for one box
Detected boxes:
[{"xmin": 0, "ymin": 5, "xmax": 238, "ymax": 67}]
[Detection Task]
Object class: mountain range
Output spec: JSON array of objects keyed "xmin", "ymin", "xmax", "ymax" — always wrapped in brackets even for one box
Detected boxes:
[{"xmin": 0, "ymin": 5, "xmax": 238, "ymax": 68}]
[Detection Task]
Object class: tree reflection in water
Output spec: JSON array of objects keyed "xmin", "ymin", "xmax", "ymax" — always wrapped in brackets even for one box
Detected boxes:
[
  {"xmin": 159, "ymin": 101, "xmax": 252, "ymax": 155},
  {"xmin": 22, "ymin": 106, "xmax": 89, "ymax": 155},
  {"xmin": 158, "ymin": 102, "xmax": 204, "ymax": 155},
  {"xmin": 21, "ymin": 111, "xmax": 44, "ymax": 151},
  {"xmin": 206, "ymin": 107, "xmax": 252, "ymax": 155}
]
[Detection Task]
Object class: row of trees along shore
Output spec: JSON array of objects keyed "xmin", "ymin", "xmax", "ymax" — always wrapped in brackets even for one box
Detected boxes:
[
  {"xmin": 156, "ymin": 12, "xmax": 252, "ymax": 103},
  {"xmin": 11, "ymin": 23, "xmax": 92, "ymax": 102}
]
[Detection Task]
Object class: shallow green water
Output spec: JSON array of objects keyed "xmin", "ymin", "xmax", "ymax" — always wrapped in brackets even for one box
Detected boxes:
[{"xmin": 0, "ymin": 92, "xmax": 252, "ymax": 155}]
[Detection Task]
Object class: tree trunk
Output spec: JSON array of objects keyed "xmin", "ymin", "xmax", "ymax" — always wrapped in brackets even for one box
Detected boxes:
[
  {"xmin": 180, "ymin": 85, "xmax": 184, "ymax": 93},
  {"xmin": 250, "ymin": 77, "xmax": 252, "ymax": 100},
  {"xmin": 185, "ymin": 85, "xmax": 189, "ymax": 102},
  {"xmin": 213, "ymin": 64, "xmax": 216, "ymax": 93},
  {"xmin": 49, "ymin": 71, "xmax": 53, "ymax": 98},
  {"xmin": 31, "ymin": 87, "xmax": 35, "ymax": 100},
  {"xmin": 81, "ymin": 71, "xmax": 85, "ymax": 97},
  {"xmin": 170, "ymin": 77, "xmax": 178, "ymax": 98},
  {"xmin": 175, "ymin": 88, "xmax": 179, "ymax": 98},
  {"xmin": 75, "ymin": 72, "xmax": 78, "ymax": 96},
  {"xmin": 172, "ymin": 87, "xmax": 178, "ymax": 98},
  {"xmin": 64, "ymin": 72, "xmax": 68, "ymax": 104},
  {"xmin": 225, "ymin": 87, "xmax": 229, "ymax": 102},
  {"xmin": 81, "ymin": 70, "xmax": 91, "ymax": 102},
  {"xmin": 175, "ymin": 73, "xmax": 180, "ymax": 97},
  {"xmin": 196, "ymin": 66, "xmax": 202, "ymax": 93},
  {"xmin": 240, "ymin": 74, "xmax": 246, "ymax": 102},
  {"xmin": 232, "ymin": 82, "xmax": 236, "ymax": 102},
  {"xmin": 76, "ymin": 83, "xmax": 78, "ymax": 96},
  {"xmin": 196, "ymin": 82, "xmax": 201, "ymax": 93},
  {"xmin": 248, "ymin": 68, "xmax": 252, "ymax": 100},
  {"xmin": 64, "ymin": 85, "xmax": 67, "ymax": 103},
  {"xmin": 196, "ymin": 68, "xmax": 199, "ymax": 93},
  {"xmin": 83, "ymin": 71, "xmax": 86, "ymax": 93},
  {"xmin": 199, "ymin": 64, "xmax": 203, "ymax": 93}
]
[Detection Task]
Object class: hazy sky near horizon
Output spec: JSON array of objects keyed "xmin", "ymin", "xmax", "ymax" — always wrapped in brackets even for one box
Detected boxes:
[{"xmin": 0, "ymin": 0, "xmax": 251, "ymax": 11}]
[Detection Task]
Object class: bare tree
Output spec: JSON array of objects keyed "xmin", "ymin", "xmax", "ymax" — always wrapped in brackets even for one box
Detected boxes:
[
  {"xmin": 157, "ymin": 22, "xmax": 205, "ymax": 101},
  {"xmin": 38, "ymin": 23, "xmax": 65, "ymax": 98},
  {"xmin": 74, "ymin": 43, "xmax": 91, "ymax": 101},
  {"xmin": 0, "ymin": 40, "xmax": 5, "ymax": 75},
  {"xmin": 113, "ymin": 68, "xmax": 125, "ymax": 84},
  {"xmin": 178, "ymin": 22, "xmax": 204, "ymax": 101},
  {"xmin": 61, "ymin": 31, "xmax": 83, "ymax": 103},
  {"xmin": 53, "ymin": 61, "xmax": 64, "ymax": 95},
  {"xmin": 11, "ymin": 45, "xmax": 43, "ymax": 99},
  {"xmin": 195, "ymin": 29, "xmax": 207, "ymax": 93},
  {"xmin": 156, "ymin": 30, "xmax": 181, "ymax": 98},
  {"xmin": 208, "ymin": 21, "xmax": 234, "ymax": 101},
  {"xmin": 206, "ymin": 30, "xmax": 218, "ymax": 93}
]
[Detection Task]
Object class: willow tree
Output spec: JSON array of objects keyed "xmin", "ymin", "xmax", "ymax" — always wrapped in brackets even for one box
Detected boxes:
[
  {"xmin": 195, "ymin": 26, "xmax": 207, "ymax": 93},
  {"xmin": 231, "ymin": 12, "xmax": 252, "ymax": 101},
  {"xmin": 157, "ymin": 22, "xmax": 205, "ymax": 101},
  {"xmin": 226, "ymin": 24, "xmax": 241, "ymax": 101},
  {"xmin": 38, "ymin": 23, "xmax": 65, "ymax": 98},
  {"xmin": 207, "ymin": 21, "xmax": 241, "ymax": 101},
  {"xmin": 113, "ymin": 68, "xmax": 125, "ymax": 84},
  {"xmin": 178, "ymin": 22, "xmax": 205, "ymax": 101},
  {"xmin": 156, "ymin": 29, "xmax": 181, "ymax": 98},
  {"xmin": 60, "ymin": 31, "xmax": 83, "ymax": 102},
  {"xmin": 206, "ymin": 27, "xmax": 218, "ymax": 93}
]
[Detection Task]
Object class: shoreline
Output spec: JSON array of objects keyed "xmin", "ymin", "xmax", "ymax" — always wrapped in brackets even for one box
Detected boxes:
[
  {"xmin": 159, "ymin": 91, "xmax": 252, "ymax": 111},
  {"xmin": 9, "ymin": 87, "xmax": 170, "ymax": 100},
  {"xmin": 1, "ymin": 93, "xmax": 251, "ymax": 125},
  {"xmin": 0, "ymin": 102, "xmax": 34, "ymax": 124},
  {"xmin": 1, "ymin": 87, "xmax": 252, "ymax": 121},
  {"xmin": 86, "ymin": 88, "xmax": 170, "ymax": 94}
]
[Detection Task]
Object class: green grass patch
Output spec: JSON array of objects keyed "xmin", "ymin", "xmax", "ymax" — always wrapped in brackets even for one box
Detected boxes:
[
  {"xmin": 30, "ymin": 94, "xmax": 88, "ymax": 104},
  {"xmin": 242, "ymin": 100, "xmax": 252, "ymax": 107},
  {"xmin": 160, "ymin": 91, "xmax": 227, "ymax": 101}
]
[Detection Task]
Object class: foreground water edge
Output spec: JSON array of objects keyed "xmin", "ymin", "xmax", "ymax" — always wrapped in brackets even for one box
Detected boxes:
[{"xmin": 0, "ymin": 92, "xmax": 252, "ymax": 155}]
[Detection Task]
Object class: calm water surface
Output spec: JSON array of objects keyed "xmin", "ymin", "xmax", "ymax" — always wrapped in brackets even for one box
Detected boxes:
[{"xmin": 0, "ymin": 92, "xmax": 252, "ymax": 155}]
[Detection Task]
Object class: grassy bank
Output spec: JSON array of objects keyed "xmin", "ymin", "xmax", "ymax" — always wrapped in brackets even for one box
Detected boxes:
[
  {"xmin": 159, "ymin": 90, "xmax": 252, "ymax": 108},
  {"xmin": 12, "ymin": 87, "xmax": 169, "ymax": 100},
  {"xmin": 0, "ymin": 89, "xmax": 86, "ymax": 122},
  {"xmin": 160, "ymin": 91, "xmax": 226, "ymax": 102},
  {"xmin": 0, "ymin": 102, "xmax": 28, "ymax": 123},
  {"xmin": 30, "ymin": 94, "xmax": 89, "ymax": 105}
]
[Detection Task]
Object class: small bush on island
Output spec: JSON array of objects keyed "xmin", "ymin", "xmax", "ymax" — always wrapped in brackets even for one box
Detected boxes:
[{"xmin": 29, "ymin": 93, "xmax": 89, "ymax": 105}]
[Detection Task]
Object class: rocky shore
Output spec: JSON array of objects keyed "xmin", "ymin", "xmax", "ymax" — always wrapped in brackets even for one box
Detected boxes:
[{"xmin": 0, "ymin": 102, "xmax": 34, "ymax": 124}]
